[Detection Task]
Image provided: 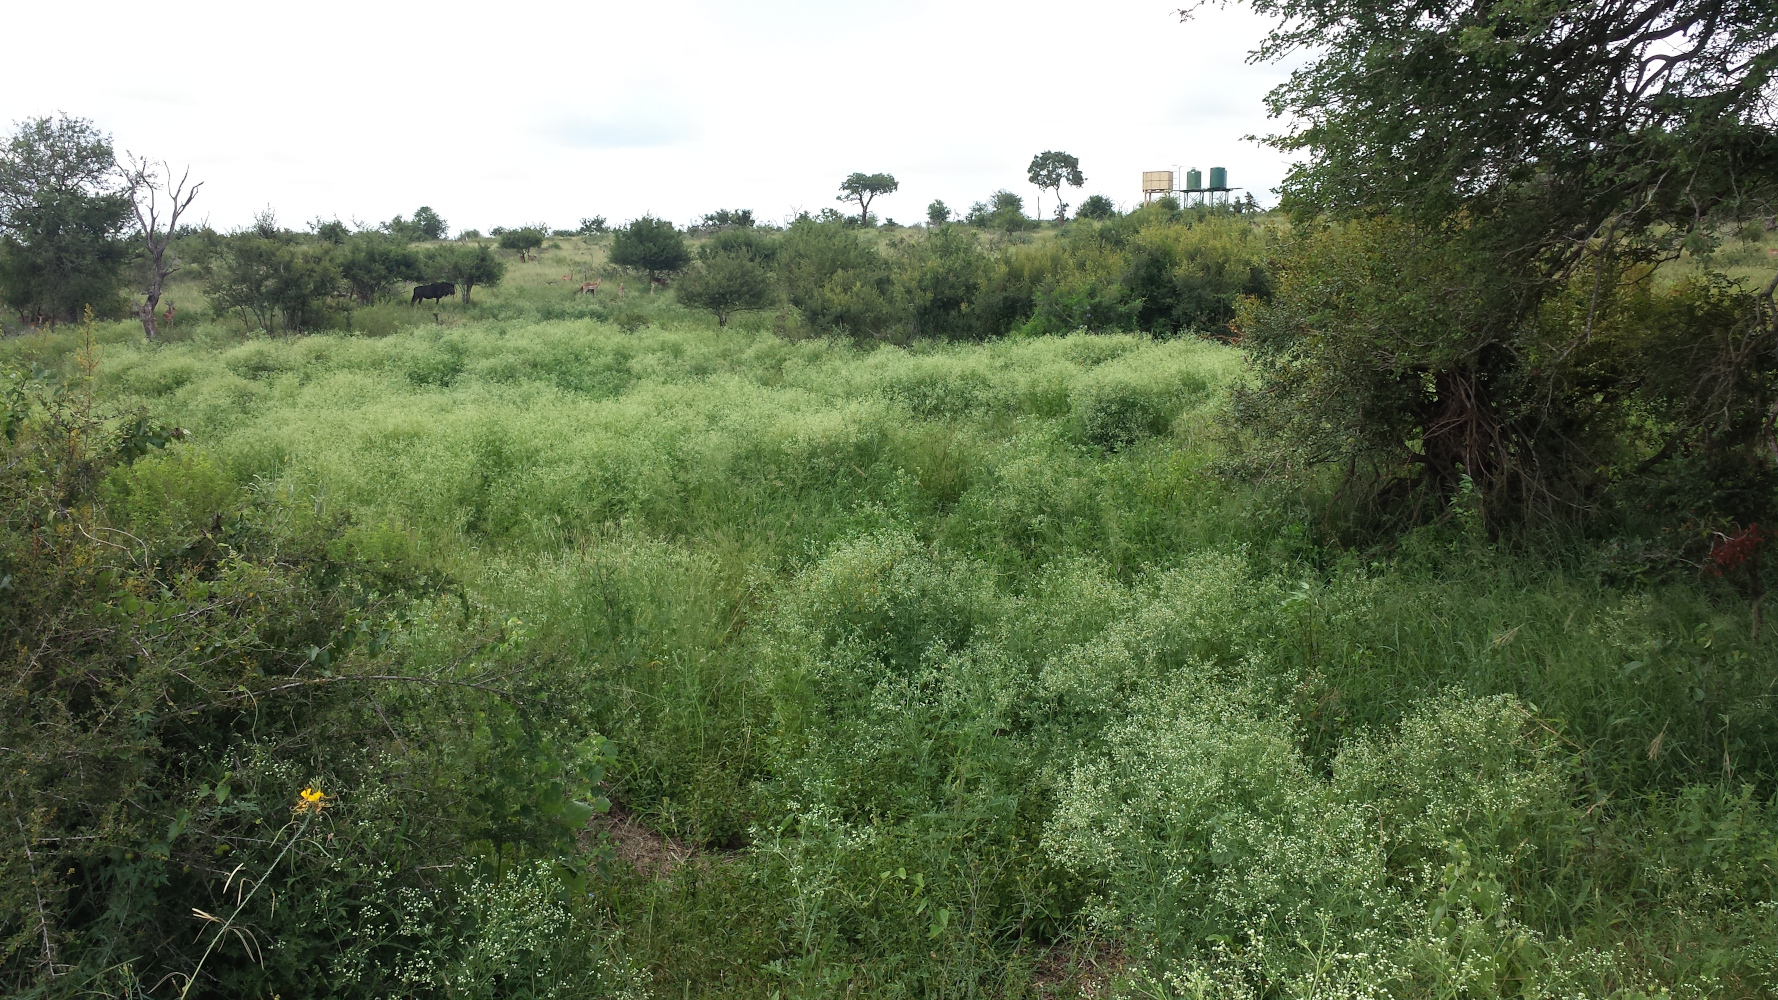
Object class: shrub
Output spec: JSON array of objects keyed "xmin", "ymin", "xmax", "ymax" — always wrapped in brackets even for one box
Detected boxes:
[
  {"xmin": 966, "ymin": 190, "xmax": 1036, "ymax": 232},
  {"xmin": 202, "ymin": 230, "xmax": 343, "ymax": 333},
  {"xmin": 1069, "ymin": 350, "xmax": 1207, "ymax": 450},
  {"xmin": 338, "ymin": 231, "xmax": 422, "ymax": 303},
  {"xmin": 676, "ymin": 252, "xmax": 775, "ymax": 327},
  {"xmin": 1046, "ymin": 687, "xmax": 1572, "ymax": 997},
  {"xmin": 609, "ymin": 215, "xmax": 691, "ymax": 285},
  {"xmin": 423, "ymin": 242, "xmax": 506, "ymax": 304},
  {"xmin": 897, "ymin": 224, "xmax": 987, "ymax": 340},
  {"xmin": 1076, "ymin": 194, "xmax": 1117, "ymax": 220},
  {"xmin": 497, "ymin": 226, "xmax": 546, "ymax": 261},
  {"xmin": 0, "ymin": 116, "xmax": 133, "ymax": 323},
  {"xmin": 778, "ymin": 215, "xmax": 903, "ymax": 337},
  {"xmin": 0, "ymin": 364, "xmax": 620, "ymax": 998}
]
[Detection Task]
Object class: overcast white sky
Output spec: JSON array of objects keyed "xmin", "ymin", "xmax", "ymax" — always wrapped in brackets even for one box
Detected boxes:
[{"xmin": 2, "ymin": 0, "xmax": 1298, "ymax": 233}]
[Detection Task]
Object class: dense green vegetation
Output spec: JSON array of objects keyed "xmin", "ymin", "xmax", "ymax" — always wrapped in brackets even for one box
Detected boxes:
[
  {"xmin": 4, "ymin": 290, "xmax": 1777, "ymax": 996},
  {"xmin": 5, "ymin": 1, "xmax": 1778, "ymax": 997}
]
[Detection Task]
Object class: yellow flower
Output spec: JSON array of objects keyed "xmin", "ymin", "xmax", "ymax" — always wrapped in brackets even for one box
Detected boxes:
[{"xmin": 294, "ymin": 787, "xmax": 329, "ymax": 814}]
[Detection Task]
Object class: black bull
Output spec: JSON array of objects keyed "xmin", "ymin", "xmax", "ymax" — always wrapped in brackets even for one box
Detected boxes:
[{"xmin": 411, "ymin": 282, "xmax": 457, "ymax": 305}]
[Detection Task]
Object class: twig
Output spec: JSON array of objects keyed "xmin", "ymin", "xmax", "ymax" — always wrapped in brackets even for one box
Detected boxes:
[
  {"xmin": 7, "ymin": 790, "xmax": 58, "ymax": 976},
  {"xmin": 177, "ymin": 810, "xmax": 312, "ymax": 1000}
]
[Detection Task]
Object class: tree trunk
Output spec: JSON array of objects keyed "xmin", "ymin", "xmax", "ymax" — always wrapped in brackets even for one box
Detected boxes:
[
  {"xmin": 138, "ymin": 249, "xmax": 165, "ymax": 341},
  {"xmin": 139, "ymin": 291, "xmax": 160, "ymax": 341}
]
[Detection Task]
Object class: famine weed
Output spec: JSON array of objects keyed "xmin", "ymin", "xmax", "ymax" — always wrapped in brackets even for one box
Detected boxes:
[{"xmin": 177, "ymin": 788, "xmax": 329, "ymax": 999}]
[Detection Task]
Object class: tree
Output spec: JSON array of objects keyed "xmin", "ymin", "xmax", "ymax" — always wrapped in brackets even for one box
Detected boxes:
[
  {"xmin": 1224, "ymin": 0, "xmax": 1778, "ymax": 523},
  {"xmin": 837, "ymin": 172, "xmax": 898, "ymax": 225},
  {"xmin": 496, "ymin": 227, "xmax": 545, "ymax": 261},
  {"xmin": 339, "ymin": 231, "xmax": 422, "ymax": 303},
  {"xmin": 410, "ymin": 206, "xmax": 447, "ymax": 240},
  {"xmin": 0, "ymin": 115, "xmax": 133, "ymax": 324},
  {"xmin": 697, "ymin": 209, "xmax": 754, "ymax": 231},
  {"xmin": 312, "ymin": 218, "xmax": 349, "ymax": 244},
  {"xmin": 926, "ymin": 200, "xmax": 952, "ymax": 226},
  {"xmin": 423, "ymin": 242, "xmax": 505, "ymax": 304},
  {"xmin": 778, "ymin": 214, "xmax": 903, "ymax": 337},
  {"xmin": 386, "ymin": 207, "xmax": 447, "ymax": 242},
  {"xmin": 203, "ymin": 230, "xmax": 342, "ymax": 333},
  {"xmin": 577, "ymin": 216, "xmax": 608, "ymax": 236},
  {"xmin": 676, "ymin": 252, "xmax": 775, "ymax": 327},
  {"xmin": 965, "ymin": 191, "xmax": 1035, "ymax": 232},
  {"xmin": 119, "ymin": 154, "xmax": 202, "ymax": 341},
  {"xmin": 1077, "ymin": 194, "xmax": 1117, "ymax": 221},
  {"xmin": 1027, "ymin": 151, "xmax": 1084, "ymax": 221},
  {"xmin": 608, "ymin": 215, "xmax": 691, "ymax": 290}
]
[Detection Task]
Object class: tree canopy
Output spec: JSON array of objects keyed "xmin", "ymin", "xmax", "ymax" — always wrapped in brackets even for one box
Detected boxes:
[
  {"xmin": 496, "ymin": 226, "xmax": 545, "ymax": 261},
  {"xmin": 608, "ymin": 216, "xmax": 690, "ymax": 283},
  {"xmin": 677, "ymin": 252, "xmax": 775, "ymax": 327},
  {"xmin": 837, "ymin": 172, "xmax": 898, "ymax": 225},
  {"xmin": 423, "ymin": 242, "xmax": 505, "ymax": 303},
  {"xmin": 1226, "ymin": 0, "xmax": 1778, "ymax": 526},
  {"xmin": 386, "ymin": 206, "xmax": 448, "ymax": 242},
  {"xmin": 0, "ymin": 115, "xmax": 132, "ymax": 323},
  {"xmin": 1243, "ymin": 0, "xmax": 1778, "ymax": 253},
  {"xmin": 1027, "ymin": 151, "xmax": 1084, "ymax": 220}
]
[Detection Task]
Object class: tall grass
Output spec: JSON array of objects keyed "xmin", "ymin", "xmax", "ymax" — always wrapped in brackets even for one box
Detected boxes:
[{"xmin": 8, "ymin": 311, "xmax": 1776, "ymax": 998}]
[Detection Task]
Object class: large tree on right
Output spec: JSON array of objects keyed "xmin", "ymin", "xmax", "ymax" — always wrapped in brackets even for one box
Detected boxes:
[{"xmin": 1229, "ymin": 0, "xmax": 1778, "ymax": 527}]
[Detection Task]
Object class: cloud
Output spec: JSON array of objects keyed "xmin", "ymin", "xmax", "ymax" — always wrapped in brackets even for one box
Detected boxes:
[{"xmin": 537, "ymin": 102, "xmax": 699, "ymax": 150}]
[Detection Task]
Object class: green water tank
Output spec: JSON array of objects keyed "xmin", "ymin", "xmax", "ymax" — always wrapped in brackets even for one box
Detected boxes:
[
  {"xmin": 1185, "ymin": 168, "xmax": 1202, "ymax": 191},
  {"xmin": 1209, "ymin": 166, "xmax": 1228, "ymax": 190}
]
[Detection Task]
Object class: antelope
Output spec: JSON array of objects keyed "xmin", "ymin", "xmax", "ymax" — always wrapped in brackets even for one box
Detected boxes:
[{"xmin": 578, "ymin": 281, "xmax": 600, "ymax": 295}]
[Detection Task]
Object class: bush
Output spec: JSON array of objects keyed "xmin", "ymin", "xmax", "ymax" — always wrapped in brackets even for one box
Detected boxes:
[
  {"xmin": 422, "ymin": 242, "xmax": 506, "ymax": 304},
  {"xmin": 497, "ymin": 226, "xmax": 545, "ymax": 261},
  {"xmin": 0, "ymin": 363, "xmax": 621, "ymax": 998},
  {"xmin": 965, "ymin": 190, "xmax": 1036, "ymax": 231},
  {"xmin": 0, "ymin": 115, "xmax": 134, "ymax": 324},
  {"xmin": 1231, "ymin": 217, "xmax": 1777, "ymax": 527},
  {"xmin": 897, "ymin": 224, "xmax": 987, "ymax": 340},
  {"xmin": 676, "ymin": 252, "xmax": 775, "ymax": 327},
  {"xmin": 1048, "ymin": 686, "xmax": 1576, "ymax": 997},
  {"xmin": 1076, "ymin": 194, "xmax": 1117, "ymax": 220},
  {"xmin": 778, "ymin": 215, "xmax": 903, "ymax": 337},
  {"xmin": 609, "ymin": 215, "xmax": 690, "ymax": 285},
  {"xmin": 1069, "ymin": 349, "xmax": 1207, "ymax": 449},
  {"xmin": 338, "ymin": 231, "xmax": 422, "ymax": 303},
  {"xmin": 202, "ymin": 230, "xmax": 343, "ymax": 333}
]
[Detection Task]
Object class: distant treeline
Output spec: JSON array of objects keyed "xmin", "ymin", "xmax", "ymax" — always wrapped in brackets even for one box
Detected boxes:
[
  {"xmin": 0, "ymin": 115, "xmax": 1271, "ymax": 342},
  {"xmin": 156, "ymin": 201, "xmax": 1273, "ymax": 342},
  {"xmin": 680, "ymin": 202, "xmax": 1273, "ymax": 341}
]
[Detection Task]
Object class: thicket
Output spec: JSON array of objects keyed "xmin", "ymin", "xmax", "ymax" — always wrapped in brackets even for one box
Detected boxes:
[
  {"xmin": 1, "ymin": 331, "xmax": 633, "ymax": 997},
  {"xmin": 177, "ymin": 221, "xmax": 509, "ymax": 333},
  {"xmin": 5, "ymin": 1, "xmax": 1778, "ymax": 996},
  {"xmin": 0, "ymin": 116, "xmax": 133, "ymax": 324},
  {"xmin": 2, "ymin": 319, "xmax": 1773, "ymax": 997},
  {"xmin": 1229, "ymin": 0, "xmax": 1778, "ymax": 534},
  {"xmin": 682, "ymin": 205, "xmax": 1271, "ymax": 341}
]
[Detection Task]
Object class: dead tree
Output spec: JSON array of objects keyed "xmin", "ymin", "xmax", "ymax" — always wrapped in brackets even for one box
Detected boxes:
[{"xmin": 119, "ymin": 154, "xmax": 201, "ymax": 342}]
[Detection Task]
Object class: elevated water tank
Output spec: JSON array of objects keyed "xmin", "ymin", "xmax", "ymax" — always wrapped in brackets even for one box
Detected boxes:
[
  {"xmin": 1141, "ymin": 171, "xmax": 1174, "ymax": 195},
  {"xmin": 1208, "ymin": 166, "xmax": 1228, "ymax": 190},
  {"xmin": 1185, "ymin": 168, "xmax": 1203, "ymax": 191}
]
